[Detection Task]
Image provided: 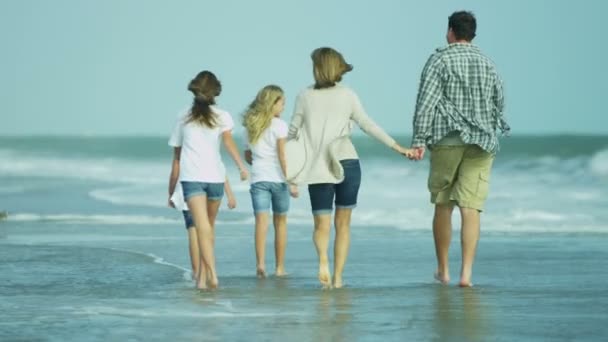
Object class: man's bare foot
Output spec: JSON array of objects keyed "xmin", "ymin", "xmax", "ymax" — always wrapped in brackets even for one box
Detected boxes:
[
  {"xmin": 318, "ymin": 262, "xmax": 332, "ymax": 289},
  {"xmin": 256, "ymin": 268, "xmax": 266, "ymax": 279},
  {"xmin": 434, "ymin": 270, "xmax": 450, "ymax": 285},
  {"xmin": 275, "ymin": 267, "xmax": 288, "ymax": 277},
  {"xmin": 333, "ymin": 275, "xmax": 344, "ymax": 289}
]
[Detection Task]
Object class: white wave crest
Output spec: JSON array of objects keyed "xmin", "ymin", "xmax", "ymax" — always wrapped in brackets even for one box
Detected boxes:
[
  {"xmin": 0, "ymin": 148, "xmax": 165, "ymax": 185},
  {"xmin": 6, "ymin": 213, "xmax": 180, "ymax": 225},
  {"xmin": 590, "ymin": 148, "xmax": 608, "ymax": 178}
]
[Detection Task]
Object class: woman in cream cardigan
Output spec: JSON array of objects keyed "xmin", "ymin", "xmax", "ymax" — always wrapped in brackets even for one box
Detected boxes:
[{"xmin": 288, "ymin": 47, "xmax": 413, "ymax": 288}]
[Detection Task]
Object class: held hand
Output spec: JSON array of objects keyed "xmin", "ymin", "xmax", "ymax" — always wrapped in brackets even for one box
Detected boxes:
[
  {"xmin": 394, "ymin": 144, "xmax": 415, "ymax": 159},
  {"xmin": 227, "ymin": 196, "xmax": 236, "ymax": 209},
  {"xmin": 413, "ymin": 147, "xmax": 426, "ymax": 160},
  {"xmin": 289, "ymin": 184, "xmax": 299, "ymax": 198},
  {"xmin": 239, "ymin": 168, "xmax": 249, "ymax": 181},
  {"xmin": 168, "ymin": 198, "xmax": 175, "ymax": 209}
]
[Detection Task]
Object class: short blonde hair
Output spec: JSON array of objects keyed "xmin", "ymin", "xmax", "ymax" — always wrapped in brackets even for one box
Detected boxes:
[{"xmin": 311, "ymin": 47, "xmax": 353, "ymax": 89}]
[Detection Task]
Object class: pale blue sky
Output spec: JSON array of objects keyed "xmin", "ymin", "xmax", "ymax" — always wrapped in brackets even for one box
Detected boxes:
[{"xmin": 1, "ymin": 0, "xmax": 606, "ymax": 136}]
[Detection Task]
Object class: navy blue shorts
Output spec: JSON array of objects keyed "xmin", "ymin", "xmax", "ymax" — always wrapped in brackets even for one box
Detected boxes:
[{"xmin": 308, "ymin": 159, "xmax": 361, "ymax": 215}]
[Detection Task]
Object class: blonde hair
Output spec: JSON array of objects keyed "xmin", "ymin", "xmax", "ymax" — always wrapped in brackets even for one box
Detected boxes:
[
  {"xmin": 311, "ymin": 47, "xmax": 353, "ymax": 89},
  {"xmin": 187, "ymin": 70, "xmax": 222, "ymax": 128},
  {"xmin": 243, "ymin": 85, "xmax": 284, "ymax": 145}
]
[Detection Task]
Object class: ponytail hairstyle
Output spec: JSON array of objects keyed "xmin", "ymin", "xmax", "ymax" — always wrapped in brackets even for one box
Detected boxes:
[
  {"xmin": 243, "ymin": 85, "xmax": 284, "ymax": 145},
  {"xmin": 186, "ymin": 70, "xmax": 222, "ymax": 128}
]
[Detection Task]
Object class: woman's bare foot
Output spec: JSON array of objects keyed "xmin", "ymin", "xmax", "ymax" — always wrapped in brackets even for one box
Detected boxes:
[
  {"xmin": 434, "ymin": 269, "xmax": 450, "ymax": 285},
  {"xmin": 275, "ymin": 266, "xmax": 288, "ymax": 277},
  {"xmin": 333, "ymin": 275, "xmax": 344, "ymax": 289},
  {"xmin": 318, "ymin": 262, "xmax": 332, "ymax": 289},
  {"xmin": 256, "ymin": 268, "xmax": 267, "ymax": 279}
]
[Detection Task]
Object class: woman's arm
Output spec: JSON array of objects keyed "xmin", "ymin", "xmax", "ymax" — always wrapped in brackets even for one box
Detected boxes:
[
  {"xmin": 167, "ymin": 147, "xmax": 181, "ymax": 207},
  {"xmin": 222, "ymin": 130, "xmax": 249, "ymax": 180},
  {"xmin": 288, "ymin": 93, "xmax": 305, "ymax": 140},
  {"xmin": 277, "ymin": 136, "xmax": 299, "ymax": 197},
  {"xmin": 224, "ymin": 177, "xmax": 236, "ymax": 209},
  {"xmin": 350, "ymin": 92, "xmax": 414, "ymax": 158}
]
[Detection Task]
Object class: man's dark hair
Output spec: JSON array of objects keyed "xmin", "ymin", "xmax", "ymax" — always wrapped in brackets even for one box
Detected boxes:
[{"xmin": 448, "ymin": 11, "xmax": 477, "ymax": 41}]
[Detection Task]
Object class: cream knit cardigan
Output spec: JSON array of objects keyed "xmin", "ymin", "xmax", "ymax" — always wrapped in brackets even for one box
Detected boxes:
[{"xmin": 287, "ymin": 84, "xmax": 396, "ymax": 185}]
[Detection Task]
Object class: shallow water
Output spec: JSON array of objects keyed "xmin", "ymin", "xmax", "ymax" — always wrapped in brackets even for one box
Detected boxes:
[{"xmin": 1, "ymin": 135, "xmax": 607, "ymax": 341}]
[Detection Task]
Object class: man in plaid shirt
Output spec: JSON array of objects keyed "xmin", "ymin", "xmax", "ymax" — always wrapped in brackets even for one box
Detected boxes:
[{"xmin": 411, "ymin": 11, "xmax": 509, "ymax": 287}]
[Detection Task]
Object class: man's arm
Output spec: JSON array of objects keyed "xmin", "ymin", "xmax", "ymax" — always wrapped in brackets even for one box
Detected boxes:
[{"xmin": 492, "ymin": 73, "xmax": 510, "ymax": 135}]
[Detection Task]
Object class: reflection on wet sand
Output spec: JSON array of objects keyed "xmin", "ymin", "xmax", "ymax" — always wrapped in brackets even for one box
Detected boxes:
[{"xmin": 433, "ymin": 286, "xmax": 490, "ymax": 341}]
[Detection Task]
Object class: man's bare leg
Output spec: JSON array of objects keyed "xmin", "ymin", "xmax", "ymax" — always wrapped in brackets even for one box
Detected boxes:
[
  {"xmin": 459, "ymin": 207, "xmax": 480, "ymax": 287},
  {"xmin": 433, "ymin": 204, "xmax": 454, "ymax": 284}
]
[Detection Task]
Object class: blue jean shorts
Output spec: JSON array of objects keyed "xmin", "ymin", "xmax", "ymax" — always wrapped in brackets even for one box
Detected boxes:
[
  {"xmin": 308, "ymin": 159, "xmax": 361, "ymax": 215},
  {"xmin": 250, "ymin": 181, "xmax": 290, "ymax": 215},
  {"xmin": 181, "ymin": 181, "xmax": 224, "ymax": 201},
  {"xmin": 182, "ymin": 210, "xmax": 194, "ymax": 229}
]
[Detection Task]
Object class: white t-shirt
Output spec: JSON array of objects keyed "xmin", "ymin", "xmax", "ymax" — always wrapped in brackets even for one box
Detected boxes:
[
  {"xmin": 168, "ymin": 106, "xmax": 234, "ymax": 183},
  {"xmin": 245, "ymin": 117, "xmax": 288, "ymax": 183}
]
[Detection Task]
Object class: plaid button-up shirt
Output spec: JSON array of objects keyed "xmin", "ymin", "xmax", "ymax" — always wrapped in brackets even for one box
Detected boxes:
[{"xmin": 412, "ymin": 43, "xmax": 510, "ymax": 153}]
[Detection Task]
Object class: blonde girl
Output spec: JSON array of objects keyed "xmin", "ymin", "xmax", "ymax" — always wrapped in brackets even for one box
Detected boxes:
[{"xmin": 243, "ymin": 85, "xmax": 298, "ymax": 278}]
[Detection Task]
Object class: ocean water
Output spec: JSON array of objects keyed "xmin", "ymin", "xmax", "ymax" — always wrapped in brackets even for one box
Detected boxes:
[{"xmin": 1, "ymin": 135, "xmax": 608, "ymax": 341}]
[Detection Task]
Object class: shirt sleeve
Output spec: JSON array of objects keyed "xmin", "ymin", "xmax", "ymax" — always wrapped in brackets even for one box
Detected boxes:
[
  {"xmin": 274, "ymin": 119, "xmax": 289, "ymax": 140},
  {"xmin": 412, "ymin": 54, "xmax": 444, "ymax": 148},
  {"xmin": 168, "ymin": 116, "xmax": 184, "ymax": 147},
  {"xmin": 350, "ymin": 90, "xmax": 396, "ymax": 148},
  {"xmin": 492, "ymin": 72, "xmax": 510, "ymax": 136},
  {"xmin": 219, "ymin": 111, "xmax": 234, "ymax": 132}
]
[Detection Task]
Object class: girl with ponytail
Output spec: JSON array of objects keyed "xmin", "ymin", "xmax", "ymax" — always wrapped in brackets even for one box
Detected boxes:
[{"xmin": 168, "ymin": 70, "xmax": 248, "ymax": 290}]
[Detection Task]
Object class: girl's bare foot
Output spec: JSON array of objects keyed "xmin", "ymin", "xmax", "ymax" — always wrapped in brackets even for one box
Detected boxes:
[
  {"xmin": 206, "ymin": 269, "xmax": 219, "ymax": 289},
  {"xmin": 208, "ymin": 277, "xmax": 219, "ymax": 289},
  {"xmin": 318, "ymin": 262, "xmax": 332, "ymax": 289},
  {"xmin": 256, "ymin": 268, "xmax": 267, "ymax": 279},
  {"xmin": 434, "ymin": 269, "xmax": 450, "ymax": 285},
  {"xmin": 196, "ymin": 277, "xmax": 207, "ymax": 290}
]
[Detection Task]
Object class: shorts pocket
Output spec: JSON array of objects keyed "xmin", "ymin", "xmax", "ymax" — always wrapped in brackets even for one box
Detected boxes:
[{"xmin": 476, "ymin": 173, "xmax": 490, "ymax": 200}]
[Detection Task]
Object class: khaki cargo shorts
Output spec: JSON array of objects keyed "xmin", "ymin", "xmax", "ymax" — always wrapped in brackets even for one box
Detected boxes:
[{"xmin": 428, "ymin": 144, "xmax": 494, "ymax": 211}]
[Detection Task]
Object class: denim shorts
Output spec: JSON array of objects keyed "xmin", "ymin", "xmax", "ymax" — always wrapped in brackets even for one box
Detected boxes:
[
  {"xmin": 182, "ymin": 210, "xmax": 194, "ymax": 229},
  {"xmin": 181, "ymin": 181, "xmax": 224, "ymax": 201},
  {"xmin": 308, "ymin": 159, "xmax": 361, "ymax": 215},
  {"xmin": 250, "ymin": 181, "xmax": 290, "ymax": 215}
]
